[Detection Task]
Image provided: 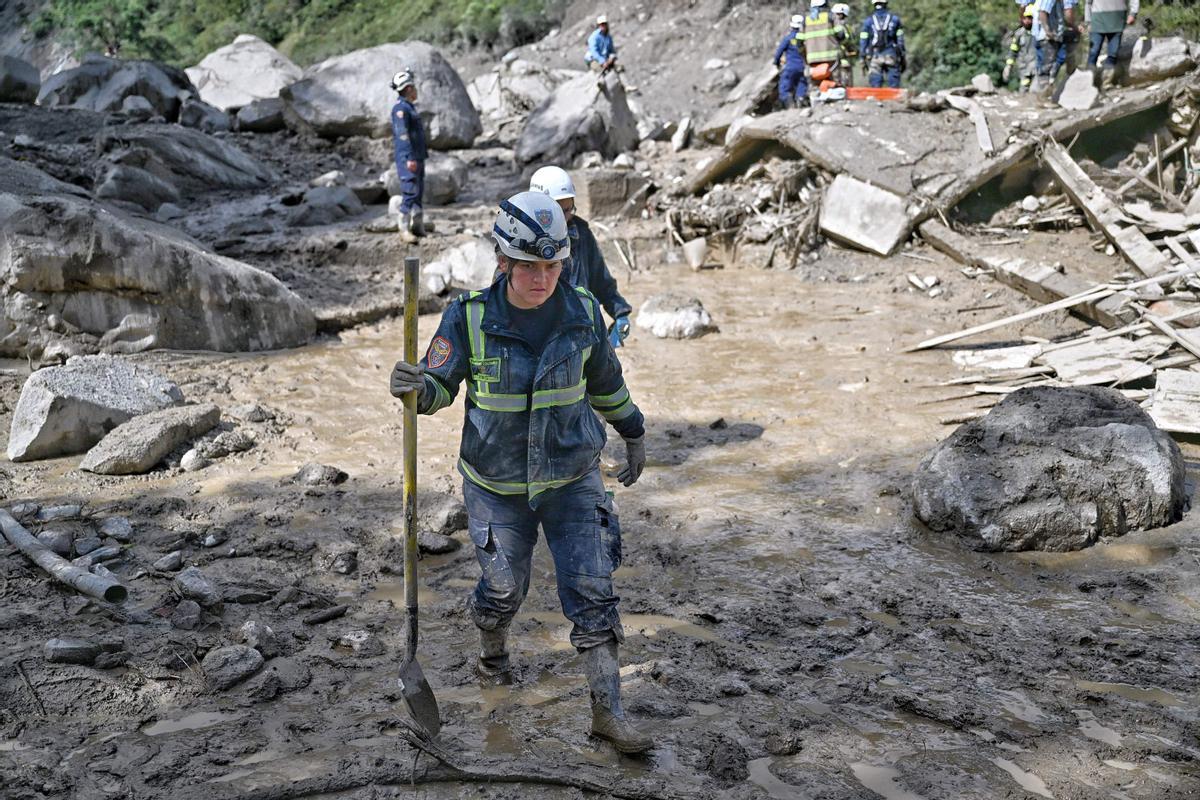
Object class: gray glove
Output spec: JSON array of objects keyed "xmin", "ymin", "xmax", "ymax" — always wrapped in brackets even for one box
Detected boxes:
[
  {"xmin": 390, "ymin": 360, "xmax": 425, "ymax": 398},
  {"xmin": 617, "ymin": 435, "xmax": 645, "ymax": 487}
]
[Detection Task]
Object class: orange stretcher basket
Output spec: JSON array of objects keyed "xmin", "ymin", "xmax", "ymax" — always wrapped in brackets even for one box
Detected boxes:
[{"xmin": 845, "ymin": 87, "xmax": 907, "ymax": 101}]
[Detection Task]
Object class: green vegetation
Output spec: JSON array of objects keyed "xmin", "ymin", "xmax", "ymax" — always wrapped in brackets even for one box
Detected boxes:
[{"xmin": 33, "ymin": 0, "xmax": 1200, "ymax": 89}]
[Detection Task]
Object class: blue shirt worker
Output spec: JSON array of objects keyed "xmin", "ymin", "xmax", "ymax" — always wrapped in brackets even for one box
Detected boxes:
[
  {"xmin": 390, "ymin": 69, "xmax": 428, "ymax": 244},
  {"xmin": 1033, "ymin": 0, "xmax": 1080, "ymax": 86},
  {"xmin": 529, "ymin": 166, "xmax": 633, "ymax": 347},
  {"xmin": 586, "ymin": 14, "xmax": 617, "ymax": 73},
  {"xmin": 773, "ymin": 14, "xmax": 809, "ymax": 109},
  {"xmin": 860, "ymin": 0, "xmax": 906, "ymax": 88},
  {"xmin": 388, "ymin": 190, "xmax": 653, "ymax": 755}
]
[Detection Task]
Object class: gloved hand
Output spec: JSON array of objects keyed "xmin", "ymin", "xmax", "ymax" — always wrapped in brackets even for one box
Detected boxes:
[
  {"xmin": 1002, "ymin": 64, "xmax": 1012, "ymax": 83},
  {"xmin": 390, "ymin": 360, "xmax": 425, "ymax": 398},
  {"xmin": 617, "ymin": 435, "xmax": 645, "ymax": 487},
  {"xmin": 608, "ymin": 316, "xmax": 631, "ymax": 348}
]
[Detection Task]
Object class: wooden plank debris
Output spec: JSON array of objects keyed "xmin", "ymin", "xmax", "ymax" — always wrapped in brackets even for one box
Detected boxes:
[
  {"xmin": 1148, "ymin": 370, "xmax": 1200, "ymax": 434},
  {"xmin": 1042, "ymin": 141, "xmax": 1172, "ymax": 277},
  {"xmin": 943, "ymin": 94, "xmax": 995, "ymax": 155},
  {"xmin": 1035, "ymin": 335, "xmax": 1173, "ymax": 385}
]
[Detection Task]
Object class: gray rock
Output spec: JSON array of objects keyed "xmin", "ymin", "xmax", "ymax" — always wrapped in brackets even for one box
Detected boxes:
[
  {"xmin": 258, "ymin": 657, "xmax": 310, "ymax": 691},
  {"xmin": 236, "ymin": 97, "xmax": 287, "ymax": 133},
  {"xmin": 417, "ymin": 531, "xmax": 460, "ymax": 555},
  {"xmin": 170, "ymin": 599, "xmax": 202, "ymax": 630},
  {"xmin": 36, "ymin": 529, "xmax": 73, "ymax": 557},
  {"xmin": 97, "ymin": 517, "xmax": 134, "ymax": 542},
  {"xmin": 156, "ymin": 202, "xmax": 184, "ymax": 221},
  {"xmin": 9, "ymin": 502, "xmax": 40, "ymax": 521},
  {"xmin": 420, "ymin": 239, "xmax": 496, "ymax": 293},
  {"xmin": 467, "ymin": 58, "xmax": 574, "ymax": 121},
  {"xmin": 574, "ymin": 168, "xmax": 649, "ymax": 219},
  {"xmin": 201, "ymin": 644, "xmax": 264, "ymax": 689},
  {"xmin": 178, "ymin": 97, "xmax": 231, "ymax": 133},
  {"xmin": 698, "ymin": 63, "xmax": 779, "ymax": 144},
  {"xmin": 229, "ymin": 403, "xmax": 275, "ymax": 423},
  {"xmin": 97, "ymin": 125, "xmax": 273, "ymax": 193},
  {"xmin": 1057, "ymin": 69, "xmax": 1099, "ymax": 111},
  {"xmin": 72, "ymin": 545, "xmax": 121, "ymax": 568},
  {"xmin": 200, "ymin": 429, "xmax": 255, "ymax": 458},
  {"xmin": 424, "ymin": 154, "xmax": 469, "ymax": 205},
  {"xmin": 120, "ymin": 94, "xmax": 156, "ymax": 120},
  {"xmin": 173, "ymin": 566, "xmax": 221, "ymax": 607},
  {"xmin": 94, "ymin": 164, "xmax": 181, "ymax": 212},
  {"xmin": 0, "ymin": 156, "xmax": 89, "ymax": 198},
  {"xmin": 238, "ymin": 620, "xmax": 281, "ymax": 658},
  {"xmin": 705, "ymin": 68, "xmax": 739, "ymax": 94},
  {"xmin": 1129, "ymin": 36, "xmax": 1195, "ymax": 84},
  {"xmin": 671, "ymin": 117, "xmax": 693, "ymax": 152},
  {"xmin": 7, "ymin": 356, "xmax": 183, "ymax": 462},
  {"xmin": 154, "ymin": 550, "xmax": 184, "ymax": 571},
  {"xmin": 516, "ymin": 71, "xmax": 639, "ymax": 166},
  {"xmin": 335, "ymin": 630, "xmax": 385, "ymax": 658},
  {"xmin": 912, "ymin": 386, "xmax": 1188, "ymax": 552},
  {"xmin": 74, "ymin": 536, "xmax": 102, "ymax": 556},
  {"xmin": 38, "ymin": 54, "xmax": 195, "ymax": 121},
  {"xmin": 44, "ymin": 637, "xmax": 100, "ymax": 665},
  {"xmin": 0, "ymin": 192, "xmax": 316, "ymax": 360},
  {"xmin": 185, "ymin": 34, "xmax": 302, "ymax": 111},
  {"xmin": 281, "ymin": 42, "xmax": 480, "ymax": 147},
  {"xmin": 180, "ymin": 448, "xmax": 211, "ymax": 472},
  {"xmin": 311, "ymin": 170, "xmax": 346, "ymax": 188},
  {"xmin": 288, "ymin": 185, "xmax": 364, "ymax": 227},
  {"xmin": 636, "ymin": 294, "xmax": 719, "ymax": 340},
  {"xmin": 36, "ymin": 504, "xmax": 85, "ymax": 522},
  {"xmin": 0, "ymin": 56, "xmax": 40, "ymax": 104},
  {"xmin": 292, "ymin": 463, "xmax": 348, "ymax": 486},
  {"xmin": 202, "ymin": 529, "xmax": 227, "ymax": 548},
  {"xmin": 419, "ymin": 491, "xmax": 468, "ymax": 536},
  {"xmin": 80, "ymin": 403, "xmax": 221, "ymax": 475},
  {"xmin": 971, "ymin": 73, "xmax": 996, "ymax": 94}
]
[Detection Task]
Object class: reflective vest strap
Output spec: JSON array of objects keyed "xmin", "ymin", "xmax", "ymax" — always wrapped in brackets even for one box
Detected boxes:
[
  {"xmin": 588, "ymin": 385, "xmax": 630, "ymax": 408},
  {"xmin": 459, "ymin": 457, "xmax": 527, "ymax": 495},
  {"xmin": 529, "ymin": 475, "xmax": 586, "ymax": 501},
  {"xmin": 425, "ymin": 374, "xmax": 453, "ymax": 413},
  {"xmin": 531, "ymin": 383, "xmax": 587, "ymax": 410},
  {"xmin": 467, "ymin": 385, "xmax": 527, "ymax": 412}
]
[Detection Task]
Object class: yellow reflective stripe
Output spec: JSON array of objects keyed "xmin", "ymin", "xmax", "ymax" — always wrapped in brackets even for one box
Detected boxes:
[
  {"xmin": 459, "ymin": 458, "xmax": 527, "ymax": 495},
  {"xmin": 532, "ymin": 382, "xmax": 586, "ymax": 410},
  {"xmin": 598, "ymin": 398, "xmax": 636, "ymax": 421},
  {"xmin": 529, "ymin": 475, "xmax": 586, "ymax": 500},
  {"xmin": 467, "ymin": 385, "xmax": 527, "ymax": 412},
  {"xmin": 425, "ymin": 374, "xmax": 452, "ymax": 412},
  {"xmin": 807, "ymin": 49, "xmax": 840, "ymax": 60},
  {"xmin": 466, "ymin": 300, "xmax": 485, "ymax": 360},
  {"xmin": 588, "ymin": 384, "xmax": 629, "ymax": 408}
]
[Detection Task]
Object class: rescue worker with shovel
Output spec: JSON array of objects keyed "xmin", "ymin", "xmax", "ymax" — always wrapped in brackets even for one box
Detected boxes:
[{"xmin": 389, "ymin": 191, "xmax": 653, "ymax": 754}]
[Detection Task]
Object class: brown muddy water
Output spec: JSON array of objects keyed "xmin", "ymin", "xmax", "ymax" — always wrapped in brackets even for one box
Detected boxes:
[{"xmin": 1, "ymin": 253, "xmax": 1198, "ymax": 799}]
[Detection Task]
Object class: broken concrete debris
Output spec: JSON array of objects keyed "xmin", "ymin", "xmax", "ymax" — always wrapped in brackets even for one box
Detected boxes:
[
  {"xmin": 79, "ymin": 403, "xmax": 221, "ymax": 475},
  {"xmin": 819, "ymin": 175, "xmax": 910, "ymax": 257}
]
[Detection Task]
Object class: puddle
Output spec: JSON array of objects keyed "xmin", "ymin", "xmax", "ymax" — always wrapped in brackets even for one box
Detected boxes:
[
  {"xmin": 995, "ymin": 688, "xmax": 1050, "ymax": 727},
  {"xmin": 850, "ymin": 763, "xmax": 928, "ymax": 800},
  {"xmin": 865, "ymin": 611, "xmax": 901, "ymax": 629},
  {"xmin": 992, "ymin": 757, "xmax": 1054, "ymax": 799},
  {"xmin": 748, "ymin": 757, "xmax": 805, "ymax": 800},
  {"xmin": 142, "ymin": 711, "xmax": 241, "ymax": 736},
  {"xmin": 1075, "ymin": 680, "xmax": 1188, "ymax": 707},
  {"xmin": 516, "ymin": 610, "xmax": 724, "ymax": 650},
  {"xmin": 1074, "ymin": 710, "xmax": 1123, "ymax": 747}
]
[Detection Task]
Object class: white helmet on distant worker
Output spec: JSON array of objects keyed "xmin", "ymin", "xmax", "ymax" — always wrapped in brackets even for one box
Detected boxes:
[
  {"xmin": 596, "ymin": 14, "xmax": 608, "ymax": 25},
  {"xmin": 790, "ymin": 14, "xmax": 804, "ymax": 27},
  {"xmin": 832, "ymin": 3, "xmax": 850, "ymax": 15},
  {"xmin": 529, "ymin": 165, "xmax": 577, "ymax": 200},
  {"xmin": 810, "ymin": 0, "xmax": 827, "ymax": 7},
  {"xmin": 390, "ymin": 69, "xmax": 414, "ymax": 93},
  {"xmin": 492, "ymin": 191, "xmax": 570, "ymax": 263}
]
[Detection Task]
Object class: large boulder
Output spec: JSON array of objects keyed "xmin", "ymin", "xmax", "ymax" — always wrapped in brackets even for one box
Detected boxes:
[
  {"xmin": 1128, "ymin": 36, "xmax": 1196, "ymax": 84},
  {"xmin": 636, "ymin": 294, "xmax": 718, "ymax": 339},
  {"xmin": 80, "ymin": 403, "xmax": 220, "ymax": 474},
  {"xmin": 178, "ymin": 97, "xmax": 231, "ymax": 133},
  {"xmin": 7, "ymin": 355, "xmax": 183, "ymax": 462},
  {"xmin": 0, "ymin": 191, "xmax": 316, "ymax": 359},
  {"xmin": 281, "ymin": 42, "xmax": 480, "ymax": 147},
  {"xmin": 96, "ymin": 125, "xmax": 274, "ymax": 194},
  {"xmin": 185, "ymin": 34, "xmax": 302, "ymax": 112},
  {"xmin": 912, "ymin": 387, "xmax": 1188, "ymax": 552},
  {"xmin": 288, "ymin": 186, "xmax": 364, "ymax": 227},
  {"xmin": 236, "ymin": 98, "xmax": 286, "ymax": 133},
  {"xmin": 37, "ymin": 54, "xmax": 195, "ymax": 121},
  {"xmin": 422, "ymin": 239, "xmax": 496, "ymax": 294},
  {"xmin": 384, "ymin": 153, "xmax": 468, "ymax": 206},
  {"xmin": 574, "ymin": 168, "xmax": 649, "ymax": 218},
  {"xmin": 0, "ymin": 156, "xmax": 88, "ymax": 198},
  {"xmin": 515, "ymin": 71, "xmax": 639, "ymax": 166},
  {"xmin": 698, "ymin": 63, "xmax": 779, "ymax": 145},
  {"xmin": 0, "ymin": 55, "xmax": 40, "ymax": 104},
  {"xmin": 94, "ymin": 164, "xmax": 181, "ymax": 211},
  {"xmin": 467, "ymin": 58, "xmax": 575, "ymax": 120}
]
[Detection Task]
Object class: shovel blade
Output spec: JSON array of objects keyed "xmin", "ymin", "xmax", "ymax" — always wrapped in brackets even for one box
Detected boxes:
[{"xmin": 398, "ymin": 656, "xmax": 441, "ymax": 738}]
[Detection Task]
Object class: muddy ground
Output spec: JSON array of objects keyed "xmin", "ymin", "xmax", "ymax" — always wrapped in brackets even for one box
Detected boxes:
[{"xmin": 1, "ymin": 207, "xmax": 1199, "ymax": 799}]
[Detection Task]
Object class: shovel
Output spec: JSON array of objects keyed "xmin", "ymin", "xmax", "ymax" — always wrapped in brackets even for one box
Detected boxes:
[{"xmin": 397, "ymin": 255, "xmax": 441, "ymax": 738}]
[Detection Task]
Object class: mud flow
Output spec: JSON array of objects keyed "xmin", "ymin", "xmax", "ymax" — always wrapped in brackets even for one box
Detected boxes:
[{"xmin": 2, "ymin": 245, "xmax": 1198, "ymax": 800}]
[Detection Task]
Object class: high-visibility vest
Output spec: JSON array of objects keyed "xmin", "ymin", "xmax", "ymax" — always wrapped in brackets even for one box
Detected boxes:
[{"xmin": 800, "ymin": 11, "xmax": 841, "ymax": 65}]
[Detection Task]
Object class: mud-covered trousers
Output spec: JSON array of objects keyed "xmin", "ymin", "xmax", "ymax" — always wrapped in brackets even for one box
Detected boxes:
[
  {"xmin": 778, "ymin": 67, "xmax": 808, "ymax": 106},
  {"xmin": 397, "ymin": 159, "xmax": 425, "ymax": 215},
  {"xmin": 464, "ymin": 468, "xmax": 624, "ymax": 651}
]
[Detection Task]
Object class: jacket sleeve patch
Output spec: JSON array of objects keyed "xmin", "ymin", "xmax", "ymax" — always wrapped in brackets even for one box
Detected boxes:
[{"xmin": 428, "ymin": 336, "xmax": 452, "ymax": 368}]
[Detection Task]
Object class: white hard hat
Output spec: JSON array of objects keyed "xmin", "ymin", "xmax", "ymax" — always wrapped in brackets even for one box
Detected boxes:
[
  {"xmin": 832, "ymin": 3, "xmax": 850, "ymax": 14},
  {"xmin": 811, "ymin": 0, "xmax": 827, "ymax": 7},
  {"xmin": 390, "ymin": 69, "xmax": 414, "ymax": 93},
  {"xmin": 492, "ymin": 191, "xmax": 570, "ymax": 262},
  {"xmin": 529, "ymin": 165, "xmax": 576, "ymax": 200},
  {"xmin": 790, "ymin": 14, "xmax": 804, "ymax": 27},
  {"xmin": 596, "ymin": 14, "xmax": 608, "ymax": 25}
]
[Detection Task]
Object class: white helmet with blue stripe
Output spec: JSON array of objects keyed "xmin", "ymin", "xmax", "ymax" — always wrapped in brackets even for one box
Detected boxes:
[{"xmin": 492, "ymin": 191, "xmax": 570, "ymax": 263}]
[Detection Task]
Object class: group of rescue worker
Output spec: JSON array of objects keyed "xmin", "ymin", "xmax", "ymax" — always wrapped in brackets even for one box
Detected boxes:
[
  {"xmin": 1006, "ymin": 0, "xmax": 1140, "ymax": 93},
  {"xmin": 388, "ymin": 67, "xmax": 647, "ymax": 753},
  {"xmin": 774, "ymin": 0, "xmax": 906, "ymax": 108}
]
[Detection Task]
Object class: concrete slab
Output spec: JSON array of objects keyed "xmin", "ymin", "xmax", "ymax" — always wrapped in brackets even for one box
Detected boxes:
[{"xmin": 819, "ymin": 175, "xmax": 911, "ymax": 256}]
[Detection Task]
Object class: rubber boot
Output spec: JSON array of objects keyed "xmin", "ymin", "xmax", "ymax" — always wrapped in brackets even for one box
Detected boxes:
[
  {"xmin": 398, "ymin": 211, "xmax": 417, "ymax": 244},
  {"xmin": 584, "ymin": 642, "xmax": 653, "ymax": 754},
  {"xmin": 412, "ymin": 210, "xmax": 426, "ymax": 238},
  {"xmin": 475, "ymin": 624, "xmax": 512, "ymax": 686}
]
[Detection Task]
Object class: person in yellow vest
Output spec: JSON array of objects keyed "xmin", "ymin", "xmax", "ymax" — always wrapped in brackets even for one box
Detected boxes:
[{"xmin": 800, "ymin": 0, "xmax": 847, "ymax": 97}]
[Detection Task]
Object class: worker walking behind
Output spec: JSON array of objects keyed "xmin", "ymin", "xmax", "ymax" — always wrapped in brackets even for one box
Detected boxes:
[
  {"xmin": 799, "ymin": 0, "xmax": 847, "ymax": 96},
  {"xmin": 586, "ymin": 14, "xmax": 618, "ymax": 75},
  {"xmin": 1003, "ymin": 5, "xmax": 1039, "ymax": 92},
  {"xmin": 1033, "ymin": 0, "xmax": 1081, "ymax": 88},
  {"xmin": 832, "ymin": 3, "xmax": 857, "ymax": 87},
  {"xmin": 1085, "ymin": 0, "xmax": 1138, "ymax": 76},
  {"xmin": 390, "ymin": 70, "xmax": 427, "ymax": 244},
  {"xmin": 388, "ymin": 191, "xmax": 653, "ymax": 754},
  {"xmin": 773, "ymin": 14, "xmax": 809, "ymax": 109},
  {"xmin": 530, "ymin": 166, "xmax": 633, "ymax": 348},
  {"xmin": 860, "ymin": 0, "xmax": 906, "ymax": 89}
]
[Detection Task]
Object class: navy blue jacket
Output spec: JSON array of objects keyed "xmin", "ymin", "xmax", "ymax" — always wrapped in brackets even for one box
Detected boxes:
[
  {"xmin": 564, "ymin": 217, "xmax": 632, "ymax": 321},
  {"xmin": 773, "ymin": 28, "xmax": 805, "ymax": 71},
  {"xmin": 391, "ymin": 98, "xmax": 427, "ymax": 166},
  {"xmin": 860, "ymin": 10, "xmax": 905, "ymax": 58},
  {"xmin": 417, "ymin": 275, "xmax": 644, "ymax": 506}
]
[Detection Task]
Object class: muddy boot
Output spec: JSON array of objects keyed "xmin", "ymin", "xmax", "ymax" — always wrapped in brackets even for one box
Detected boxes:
[
  {"xmin": 475, "ymin": 624, "xmax": 512, "ymax": 686},
  {"xmin": 412, "ymin": 210, "xmax": 426, "ymax": 238},
  {"xmin": 398, "ymin": 211, "xmax": 417, "ymax": 244},
  {"xmin": 584, "ymin": 642, "xmax": 653, "ymax": 754}
]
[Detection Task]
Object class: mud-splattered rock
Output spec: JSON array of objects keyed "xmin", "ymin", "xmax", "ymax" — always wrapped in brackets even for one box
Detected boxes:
[
  {"xmin": 174, "ymin": 566, "xmax": 221, "ymax": 607},
  {"xmin": 154, "ymin": 550, "xmax": 184, "ymax": 572},
  {"xmin": 422, "ymin": 239, "xmax": 497, "ymax": 293},
  {"xmin": 37, "ymin": 504, "xmax": 85, "ymax": 522},
  {"xmin": 170, "ymin": 599, "xmax": 202, "ymax": 630},
  {"xmin": 516, "ymin": 71, "xmax": 639, "ymax": 165},
  {"xmin": 0, "ymin": 56, "xmax": 40, "ymax": 104},
  {"xmin": 418, "ymin": 491, "xmax": 468, "ymax": 536},
  {"xmin": 97, "ymin": 125, "xmax": 274, "ymax": 193},
  {"xmin": 37, "ymin": 529, "xmax": 73, "ymax": 557},
  {"xmin": 202, "ymin": 644, "xmax": 264, "ymax": 690},
  {"xmin": 699, "ymin": 732, "xmax": 750, "ymax": 785},
  {"xmin": 238, "ymin": 620, "xmax": 282, "ymax": 658},
  {"xmin": 1129, "ymin": 36, "xmax": 1195, "ymax": 84},
  {"xmin": 96, "ymin": 517, "xmax": 134, "ymax": 542},
  {"xmin": 200, "ymin": 429, "xmax": 256, "ymax": 458},
  {"xmin": 44, "ymin": 637, "xmax": 100, "ymax": 665},
  {"xmin": 289, "ymin": 186, "xmax": 364, "ymax": 227},
  {"xmin": 718, "ymin": 676, "xmax": 750, "ymax": 696},
  {"xmin": 230, "ymin": 404, "xmax": 276, "ymax": 423},
  {"xmin": 764, "ymin": 729, "xmax": 803, "ymax": 756},
  {"xmin": 178, "ymin": 97, "xmax": 231, "ymax": 133},
  {"xmin": 292, "ymin": 463, "xmax": 348, "ymax": 486},
  {"xmin": 7, "ymin": 356, "xmax": 183, "ymax": 462},
  {"xmin": 180, "ymin": 448, "xmax": 211, "ymax": 472},
  {"xmin": 417, "ymin": 531, "xmax": 460, "ymax": 555},
  {"xmin": 185, "ymin": 34, "xmax": 302, "ymax": 112},
  {"xmin": 636, "ymin": 294, "xmax": 718, "ymax": 340},
  {"xmin": 202, "ymin": 529, "xmax": 228, "ymax": 548},
  {"xmin": 912, "ymin": 386, "xmax": 1188, "ymax": 552},
  {"xmin": 73, "ymin": 536, "xmax": 102, "ymax": 556},
  {"xmin": 247, "ymin": 657, "xmax": 311, "ymax": 701},
  {"xmin": 335, "ymin": 630, "xmax": 385, "ymax": 658},
  {"xmin": 80, "ymin": 403, "xmax": 221, "ymax": 475},
  {"xmin": 37, "ymin": 54, "xmax": 194, "ymax": 120},
  {"xmin": 236, "ymin": 98, "xmax": 287, "ymax": 133}
]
